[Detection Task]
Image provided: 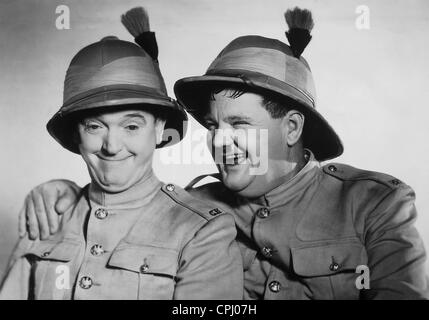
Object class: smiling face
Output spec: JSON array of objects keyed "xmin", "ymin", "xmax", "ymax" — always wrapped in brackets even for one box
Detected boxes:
[
  {"xmin": 204, "ymin": 90, "xmax": 301, "ymax": 197},
  {"xmin": 76, "ymin": 108, "xmax": 165, "ymax": 193}
]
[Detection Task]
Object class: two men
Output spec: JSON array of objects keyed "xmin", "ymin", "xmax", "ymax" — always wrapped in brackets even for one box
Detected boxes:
[{"xmin": 8, "ymin": 7, "xmax": 429, "ymax": 299}]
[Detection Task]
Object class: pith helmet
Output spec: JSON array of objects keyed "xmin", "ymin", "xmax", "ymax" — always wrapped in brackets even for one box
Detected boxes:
[
  {"xmin": 174, "ymin": 8, "xmax": 342, "ymax": 161},
  {"xmin": 47, "ymin": 36, "xmax": 187, "ymax": 153}
]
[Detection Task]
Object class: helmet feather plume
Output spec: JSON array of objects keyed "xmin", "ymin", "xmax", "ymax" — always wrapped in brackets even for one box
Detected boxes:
[
  {"xmin": 121, "ymin": 6, "xmax": 150, "ymax": 37},
  {"xmin": 121, "ymin": 6, "xmax": 158, "ymax": 61},
  {"xmin": 284, "ymin": 7, "xmax": 314, "ymax": 58}
]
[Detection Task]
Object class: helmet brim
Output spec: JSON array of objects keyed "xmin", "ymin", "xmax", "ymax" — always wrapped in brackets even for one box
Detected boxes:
[{"xmin": 47, "ymin": 87, "xmax": 188, "ymax": 154}]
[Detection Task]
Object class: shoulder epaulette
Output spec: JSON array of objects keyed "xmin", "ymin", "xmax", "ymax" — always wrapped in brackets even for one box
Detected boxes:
[
  {"xmin": 161, "ymin": 183, "xmax": 226, "ymax": 221},
  {"xmin": 184, "ymin": 173, "xmax": 221, "ymax": 191},
  {"xmin": 322, "ymin": 163, "xmax": 404, "ymax": 189}
]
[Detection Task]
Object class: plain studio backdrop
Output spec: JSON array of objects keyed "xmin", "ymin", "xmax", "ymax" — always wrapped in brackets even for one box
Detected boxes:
[{"xmin": 1, "ymin": 0, "xmax": 429, "ymax": 281}]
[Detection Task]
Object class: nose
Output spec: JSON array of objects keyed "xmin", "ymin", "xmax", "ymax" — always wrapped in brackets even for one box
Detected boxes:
[
  {"xmin": 209, "ymin": 127, "xmax": 236, "ymax": 164},
  {"xmin": 101, "ymin": 129, "xmax": 123, "ymax": 155},
  {"xmin": 211, "ymin": 128, "xmax": 234, "ymax": 150}
]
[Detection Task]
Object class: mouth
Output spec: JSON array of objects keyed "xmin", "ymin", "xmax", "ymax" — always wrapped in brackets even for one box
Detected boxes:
[
  {"xmin": 223, "ymin": 153, "xmax": 248, "ymax": 166},
  {"xmin": 97, "ymin": 155, "xmax": 132, "ymax": 162}
]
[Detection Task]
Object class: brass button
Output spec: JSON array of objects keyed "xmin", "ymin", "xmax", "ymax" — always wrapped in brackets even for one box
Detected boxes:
[
  {"xmin": 328, "ymin": 165, "xmax": 337, "ymax": 172},
  {"xmin": 257, "ymin": 207, "xmax": 270, "ymax": 218},
  {"xmin": 90, "ymin": 244, "xmax": 104, "ymax": 256},
  {"xmin": 268, "ymin": 281, "xmax": 281, "ymax": 293},
  {"xmin": 262, "ymin": 247, "xmax": 273, "ymax": 257},
  {"xmin": 94, "ymin": 208, "xmax": 108, "ymax": 219},
  {"xmin": 140, "ymin": 264, "xmax": 150, "ymax": 273},
  {"xmin": 166, "ymin": 184, "xmax": 175, "ymax": 192},
  {"xmin": 79, "ymin": 276, "xmax": 93, "ymax": 289},
  {"xmin": 330, "ymin": 262, "xmax": 340, "ymax": 271}
]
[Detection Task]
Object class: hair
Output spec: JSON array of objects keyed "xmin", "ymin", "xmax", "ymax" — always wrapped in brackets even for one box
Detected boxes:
[
  {"xmin": 202, "ymin": 84, "xmax": 305, "ymax": 119},
  {"xmin": 197, "ymin": 84, "xmax": 308, "ymax": 148}
]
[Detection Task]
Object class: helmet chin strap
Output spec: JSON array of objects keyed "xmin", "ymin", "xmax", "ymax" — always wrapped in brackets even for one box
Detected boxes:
[{"xmin": 184, "ymin": 173, "xmax": 222, "ymax": 191}]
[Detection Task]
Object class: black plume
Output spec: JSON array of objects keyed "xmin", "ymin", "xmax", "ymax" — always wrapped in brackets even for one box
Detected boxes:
[
  {"xmin": 121, "ymin": 7, "xmax": 158, "ymax": 61},
  {"xmin": 284, "ymin": 7, "xmax": 314, "ymax": 58}
]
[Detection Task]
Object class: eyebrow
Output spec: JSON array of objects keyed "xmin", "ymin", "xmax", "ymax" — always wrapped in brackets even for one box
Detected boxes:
[
  {"xmin": 225, "ymin": 115, "xmax": 253, "ymax": 122},
  {"xmin": 122, "ymin": 113, "xmax": 147, "ymax": 120},
  {"xmin": 80, "ymin": 113, "xmax": 147, "ymax": 126},
  {"xmin": 203, "ymin": 115, "xmax": 216, "ymax": 122},
  {"xmin": 203, "ymin": 115, "xmax": 253, "ymax": 123}
]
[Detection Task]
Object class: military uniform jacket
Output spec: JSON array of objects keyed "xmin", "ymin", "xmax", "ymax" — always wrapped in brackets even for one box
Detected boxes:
[
  {"xmin": 188, "ymin": 154, "xmax": 428, "ymax": 299},
  {"xmin": 0, "ymin": 173, "xmax": 243, "ymax": 300}
]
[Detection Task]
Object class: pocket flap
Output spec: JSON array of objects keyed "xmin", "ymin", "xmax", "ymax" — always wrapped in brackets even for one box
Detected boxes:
[
  {"xmin": 26, "ymin": 238, "xmax": 81, "ymax": 262},
  {"xmin": 107, "ymin": 244, "xmax": 178, "ymax": 277},
  {"xmin": 291, "ymin": 241, "xmax": 368, "ymax": 277}
]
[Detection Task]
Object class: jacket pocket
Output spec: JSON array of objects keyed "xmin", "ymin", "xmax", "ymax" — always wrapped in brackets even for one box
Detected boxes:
[
  {"xmin": 26, "ymin": 238, "xmax": 81, "ymax": 262},
  {"xmin": 25, "ymin": 238, "xmax": 81, "ymax": 299},
  {"xmin": 107, "ymin": 244, "xmax": 178, "ymax": 300},
  {"xmin": 291, "ymin": 240, "xmax": 368, "ymax": 299}
]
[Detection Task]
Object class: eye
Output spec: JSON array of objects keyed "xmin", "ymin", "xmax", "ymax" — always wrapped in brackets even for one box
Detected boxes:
[
  {"xmin": 125, "ymin": 124, "xmax": 140, "ymax": 131},
  {"xmin": 232, "ymin": 121, "xmax": 249, "ymax": 127},
  {"xmin": 204, "ymin": 120, "xmax": 217, "ymax": 130},
  {"xmin": 83, "ymin": 122, "xmax": 103, "ymax": 132}
]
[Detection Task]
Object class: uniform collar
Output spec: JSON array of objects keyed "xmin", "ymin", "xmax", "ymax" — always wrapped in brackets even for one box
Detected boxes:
[
  {"xmin": 88, "ymin": 170, "xmax": 162, "ymax": 210},
  {"xmin": 253, "ymin": 149, "xmax": 320, "ymax": 208}
]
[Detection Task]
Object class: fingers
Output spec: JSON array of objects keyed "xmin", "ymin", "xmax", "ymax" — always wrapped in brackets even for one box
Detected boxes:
[
  {"xmin": 19, "ymin": 180, "xmax": 82, "ymax": 241},
  {"xmin": 26, "ymin": 194, "xmax": 39, "ymax": 240},
  {"xmin": 31, "ymin": 190, "xmax": 51, "ymax": 240},
  {"xmin": 18, "ymin": 202, "xmax": 26, "ymax": 238},
  {"xmin": 55, "ymin": 184, "xmax": 79, "ymax": 213},
  {"xmin": 43, "ymin": 189, "xmax": 60, "ymax": 234}
]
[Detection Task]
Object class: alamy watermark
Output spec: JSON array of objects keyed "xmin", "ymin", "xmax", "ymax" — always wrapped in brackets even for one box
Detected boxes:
[
  {"xmin": 55, "ymin": 5, "xmax": 70, "ymax": 30},
  {"xmin": 355, "ymin": 264, "xmax": 370, "ymax": 289},
  {"xmin": 159, "ymin": 122, "xmax": 269, "ymax": 175},
  {"xmin": 355, "ymin": 5, "xmax": 370, "ymax": 30}
]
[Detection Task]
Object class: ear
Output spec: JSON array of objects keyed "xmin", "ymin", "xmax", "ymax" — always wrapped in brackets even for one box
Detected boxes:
[
  {"xmin": 281, "ymin": 109, "xmax": 305, "ymax": 147},
  {"xmin": 154, "ymin": 118, "xmax": 167, "ymax": 146}
]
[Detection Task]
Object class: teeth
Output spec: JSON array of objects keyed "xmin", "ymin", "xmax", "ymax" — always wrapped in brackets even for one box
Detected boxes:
[
  {"xmin": 224, "ymin": 153, "xmax": 246, "ymax": 165},
  {"xmin": 225, "ymin": 153, "xmax": 244, "ymax": 159}
]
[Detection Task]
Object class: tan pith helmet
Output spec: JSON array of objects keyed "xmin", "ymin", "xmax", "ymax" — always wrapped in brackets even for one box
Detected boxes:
[
  {"xmin": 47, "ymin": 36, "xmax": 187, "ymax": 153},
  {"xmin": 174, "ymin": 8, "xmax": 343, "ymax": 161}
]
